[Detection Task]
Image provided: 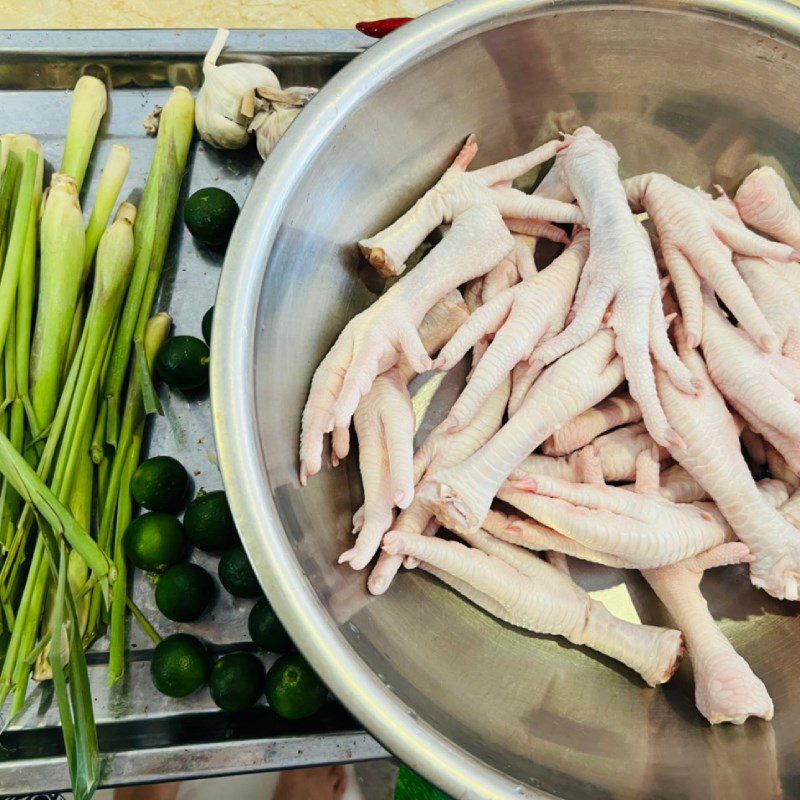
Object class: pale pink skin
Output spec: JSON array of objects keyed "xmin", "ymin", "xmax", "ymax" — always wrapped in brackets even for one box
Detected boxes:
[
  {"xmin": 299, "ymin": 203, "xmax": 514, "ymax": 483},
  {"xmin": 765, "ymin": 443, "xmax": 799, "ymax": 489},
  {"xmin": 479, "ymin": 234, "xmax": 535, "ymax": 304},
  {"xmin": 382, "ymin": 528, "xmax": 684, "ymax": 687},
  {"xmin": 434, "ymin": 231, "xmax": 589, "ymax": 431},
  {"xmin": 655, "ymin": 320, "xmax": 800, "ymax": 600},
  {"xmin": 499, "ymin": 465, "xmax": 732, "ymax": 570},
  {"xmin": 528, "ymin": 128, "xmax": 697, "ymax": 450},
  {"xmin": 734, "ymin": 255, "xmax": 800, "ymax": 362},
  {"xmin": 425, "ymin": 328, "xmax": 625, "ymax": 534},
  {"xmin": 734, "ymin": 166, "xmax": 800, "ymax": 251},
  {"xmin": 358, "ymin": 136, "xmax": 583, "ymax": 277},
  {"xmin": 511, "ymin": 422, "xmax": 668, "ymax": 484},
  {"xmin": 643, "ymin": 545, "xmax": 774, "ymax": 725},
  {"xmin": 542, "ymin": 393, "xmax": 642, "ymax": 456},
  {"xmin": 340, "ymin": 293, "xmax": 469, "ymax": 570},
  {"xmin": 366, "ymin": 376, "xmax": 509, "ymax": 595},
  {"xmin": 625, "ymin": 172, "xmax": 797, "ymax": 350},
  {"xmin": 700, "ymin": 292, "xmax": 800, "ymax": 475}
]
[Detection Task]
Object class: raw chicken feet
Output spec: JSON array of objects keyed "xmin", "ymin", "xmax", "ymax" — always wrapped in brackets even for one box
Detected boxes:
[
  {"xmin": 382, "ymin": 529, "xmax": 684, "ymax": 686},
  {"xmin": 530, "ymin": 128, "xmax": 696, "ymax": 449},
  {"xmin": 644, "ymin": 545, "xmax": 773, "ymax": 725},
  {"xmin": 358, "ymin": 136, "xmax": 583, "ymax": 277},
  {"xmin": 434, "ymin": 231, "xmax": 589, "ymax": 430},
  {"xmin": 299, "ymin": 204, "xmax": 513, "ymax": 481}
]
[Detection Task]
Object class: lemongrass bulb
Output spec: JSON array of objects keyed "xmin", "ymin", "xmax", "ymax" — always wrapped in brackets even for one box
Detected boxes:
[
  {"xmin": 250, "ymin": 86, "xmax": 317, "ymax": 159},
  {"xmin": 195, "ymin": 28, "xmax": 281, "ymax": 149}
]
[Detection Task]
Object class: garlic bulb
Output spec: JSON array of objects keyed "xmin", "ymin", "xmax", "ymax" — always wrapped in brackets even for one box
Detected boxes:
[
  {"xmin": 195, "ymin": 28, "xmax": 281, "ymax": 149},
  {"xmin": 250, "ymin": 86, "xmax": 318, "ymax": 160}
]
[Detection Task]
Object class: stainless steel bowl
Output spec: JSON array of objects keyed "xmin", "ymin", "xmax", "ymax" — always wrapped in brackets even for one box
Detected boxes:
[{"xmin": 212, "ymin": 2, "xmax": 800, "ymax": 796}]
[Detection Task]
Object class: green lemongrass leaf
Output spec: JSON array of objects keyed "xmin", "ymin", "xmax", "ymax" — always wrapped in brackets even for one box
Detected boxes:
[
  {"xmin": 83, "ymin": 144, "xmax": 131, "ymax": 274},
  {"xmin": 0, "ymin": 431, "xmax": 111, "ymax": 578},
  {"xmin": 91, "ymin": 404, "xmax": 108, "ymax": 465},
  {"xmin": 109, "ymin": 426, "xmax": 143, "ymax": 684},
  {"xmin": 24, "ymin": 631, "xmax": 52, "ymax": 665},
  {"xmin": 135, "ymin": 337, "xmax": 162, "ymax": 416},
  {"xmin": 126, "ymin": 595, "xmax": 161, "ymax": 646},
  {"xmin": 0, "ymin": 539, "xmax": 43, "ymax": 707}
]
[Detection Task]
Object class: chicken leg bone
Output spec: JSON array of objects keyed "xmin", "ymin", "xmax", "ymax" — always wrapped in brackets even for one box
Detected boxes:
[
  {"xmin": 300, "ymin": 203, "xmax": 514, "ymax": 482},
  {"xmin": 734, "ymin": 166, "xmax": 800, "ymax": 251},
  {"xmin": 358, "ymin": 136, "xmax": 583, "ymax": 277},
  {"xmin": 434, "ymin": 230, "xmax": 589, "ymax": 430},
  {"xmin": 643, "ymin": 544, "xmax": 773, "ymax": 724},
  {"xmin": 425, "ymin": 327, "xmax": 624, "ymax": 534},
  {"xmin": 382, "ymin": 529, "xmax": 684, "ymax": 686},
  {"xmin": 529, "ymin": 128, "xmax": 697, "ymax": 449},
  {"xmin": 655, "ymin": 317, "xmax": 800, "ymax": 600}
]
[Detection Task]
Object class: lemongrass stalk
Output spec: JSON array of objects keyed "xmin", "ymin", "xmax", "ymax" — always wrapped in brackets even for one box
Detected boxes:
[
  {"xmin": 0, "ymin": 431, "xmax": 111, "ymax": 578},
  {"xmin": 0, "ymin": 134, "xmax": 13, "ymax": 172},
  {"xmin": 48, "ymin": 204, "xmax": 136, "ymax": 504},
  {"xmin": 60, "ymin": 75, "xmax": 107, "ymax": 193},
  {"xmin": 0, "ymin": 151, "xmax": 20, "ymax": 243},
  {"xmin": 102, "ymin": 87, "xmax": 194, "ymax": 445},
  {"xmin": 87, "ymin": 313, "xmax": 170, "ymax": 638},
  {"xmin": 0, "ymin": 538, "xmax": 43, "ymax": 706},
  {"xmin": 29, "ymin": 174, "xmax": 85, "ymax": 437},
  {"xmin": 0, "ymin": 148, "xmax": 38, "ymax": 360},
  {"xmin": 34, "ymin": 415, "xmax": 93, "ymax": 681},
  {"xmin": 84, "ymin": 144, "xmax": 131, "ymax": 273},
  {"xmin": 108, "ymin": 435, "xmax": 140, "ymax": 684},
  {"xmin": 0, "ymin": 331, "xmax": 90, "ymax": 599}
]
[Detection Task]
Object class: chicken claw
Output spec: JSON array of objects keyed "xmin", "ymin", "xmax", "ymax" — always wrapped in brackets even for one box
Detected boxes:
[
  {"xmin": 367, "ymin": 376, "xmax": 509, "ymax": 594},
  {"xmin": 734, "ymin": 165, "xmax": 800, "ymax": 250},
  {"xmin": 426, "ymin": 328, "xmax": 624, "ymax": 534},
  {"xmin": 530, "ymin": 128, "xmax": 696, "ymax": 450},
  {"xmin": 626, "ymin": 172, "xmax": 797, "ymax": 350},
  {"xmin": 299, "ymin": 204, "xmax": 513, "ymax": 482},
  {"xmin": 655, "ymin": 316, "xmax": 800, "ymax": 600},
  {"xmin": 434, "ymin": 231, "xmax": 589, "ymax": 430},
  {"xmin": 358, "ymin": 136, "xmax": 583, "ymax": 277},
  {"xmin": 701, "ymin": 291, "xmax": 800, "ymax": 473}
]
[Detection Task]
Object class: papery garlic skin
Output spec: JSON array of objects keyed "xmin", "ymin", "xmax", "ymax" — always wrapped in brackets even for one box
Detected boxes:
[
  {"xmin": 195, "ymin": 28, "xmax": 281, "ymax": 150},
  {"xmin": 251, "ymin": 86, "xmax": 318, "ymax": 159}
]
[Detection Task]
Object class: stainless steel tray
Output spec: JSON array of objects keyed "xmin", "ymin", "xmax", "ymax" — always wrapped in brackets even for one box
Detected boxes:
[{"xmin": 0, "ymin": 29, "xmax": 388, "ymax": 794}]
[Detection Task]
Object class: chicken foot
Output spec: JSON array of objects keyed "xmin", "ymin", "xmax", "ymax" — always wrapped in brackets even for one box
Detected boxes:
[
  {"xmin": 434, "ymin": 231, "xmax": 589, "ymax": 430},
  {"xmin": 382, "ymin": 529, "xmax": 684, "ymax": 686},
  {"xmin": 300, "ymin": 203, "xmax": 513, "ymax": 482},
  {"xmin": 643, "ymin": 545, "xmax": 773, "ymax": 725},
  {"xmin": 358, "ymin": 136, "xmax": 583, "ymax": 277},
  {"xmin": 529, "ymin": 128, "xmax": 697, "ymax": 449}
]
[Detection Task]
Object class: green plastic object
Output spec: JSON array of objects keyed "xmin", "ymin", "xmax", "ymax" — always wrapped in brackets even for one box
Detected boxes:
[{"xmin": 394, "ymin": 765, "xmax": 451, "ymax": 800}]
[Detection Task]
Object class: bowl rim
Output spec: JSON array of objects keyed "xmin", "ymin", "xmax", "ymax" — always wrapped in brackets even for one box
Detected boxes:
[{"xmin": 211, "ymin": 0, "xmax": 800, "ymax": 796}]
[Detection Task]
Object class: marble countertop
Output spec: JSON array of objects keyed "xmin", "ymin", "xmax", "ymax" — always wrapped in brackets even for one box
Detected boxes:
[{"xmin": 0, "ymin": 0, "xmax": 445, "ymax": 29}]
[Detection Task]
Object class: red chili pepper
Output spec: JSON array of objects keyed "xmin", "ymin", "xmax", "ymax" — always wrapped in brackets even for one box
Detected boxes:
[{"xmin": 355, "ymin": 17, "xmax": 413, "ymax": 38}]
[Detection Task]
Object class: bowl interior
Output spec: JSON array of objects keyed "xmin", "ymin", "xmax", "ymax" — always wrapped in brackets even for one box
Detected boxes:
[{"xmin": 247, "ymin": 5, "xmax": 800, "ymax": 797}]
